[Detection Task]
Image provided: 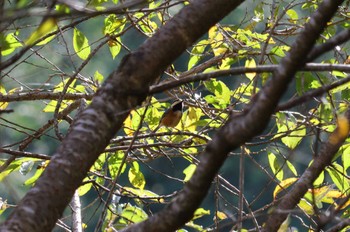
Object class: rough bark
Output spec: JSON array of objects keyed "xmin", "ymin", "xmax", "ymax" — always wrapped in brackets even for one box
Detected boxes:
[
  {"xmin": 123, "ymin": 0, "xmax": 346, "ymax": 231},
  {"xmin": 0, "ymin": 0, "xmax": 245, "ymax": 231}
]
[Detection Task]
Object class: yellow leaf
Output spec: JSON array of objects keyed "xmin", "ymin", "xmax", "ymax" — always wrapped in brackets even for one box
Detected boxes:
[
  {"xmin": 0, "ymin": 85, "xmax": 8, "ymax": 110},
  {"xmin": 273, "ymin": 177, "xmax": 298, "ymax": 198},
  {"xmin": 124, "ymin": 112, "xmax": 134, "ymax": 136},
  {"xmin": 245, "ymin": 58, "xmax": 256, "ymax": 80}
]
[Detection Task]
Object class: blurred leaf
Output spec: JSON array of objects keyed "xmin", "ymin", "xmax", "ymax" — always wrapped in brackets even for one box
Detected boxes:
[
  {"xmin": 298, "ymin": 198, "xmax": 314, "ymax": 215},
  {"xmin": 73, "ymin": 27, "xmax": 91, "ymax": 60},
  {"xmin": 245, "ymin": 58, "xmax": 256, "ymax": 80},
  {"xmin": 192, "ymin": 208, "xmax": 210, "ymax": 220},
  {"xmin": 204, "ymin": 79, "xmax": 231, "ymax": 108},
  {"xmin": 78, "ymin": 179, "xmax": 93, "ymax": 196},
  {"xmin": 26, "ymin": 18, "xmax": 57, "ymax": 45},
  {"xmin": 94, "ymin": 70, "xmax": 105, "ymax": 85},
  {"xmin": 208, "ymin": 26, "xmax": 227, "ymax": 56},
  {"xmin": 108, "ymin": 38, "xmax": 121, "ymax": 59},
  {"xmin": 277, "ymin": 215, "xmax": 291, "ymax": 232},
  {"xmin": 0, "ymin": 85, "xmax": 9, "ymax": 110},
  {"xmin": 342, "ymin": 144, "xmax": 350, "ymax": 171},
  {"xmin": 268, "ymin": 153, "xmax": 283, "ymax": 181},
  {"xmin": 103, "ymin": 14, "xmax": 126, "ymax": 35},
  {"xmin": 275, "ymin": 112, "xmax": 305, "ymax": 149},
  {"xmin": 188, "ymin": 40, "xmax": 208, "ymax": 70},
  {"xmin": 0, "ymin": 33, "xmax": 22, "ymax": 56},
  {"xmin": 326, "ymin": 164, "xmax": 349, "ymax": 192},
  {"xmin": 313, "ymin": 171, "xmax": 324, "ymax": 186},
  {"xmin": 122, "ymin": 187, "xmax": 163, "ymax": 203},
  {"xmin": 183, "ymin": 164, "xmax": 196, "ymax": 182},
  {"xmin": 119, "ymin": 203, "xmax": 148, "ymax": 223},
  {"xmin": 286, "ymin": 9, "xmax": 298, "ymax": 23},
  {"xmin": 286, "ymin": 160, "xmax": 298, "ymax": 176},
  {"xmin": 216, "ymin": 211, "xmax": 227, "ymax": 220},
  {"xmin": 273, "ymin": 177, "xmax": 298, "ymax": 198},
  {"xmin": 109, "ymin": 151, "xmax": 126, "ymax": 178},
  {"xmin": 128, "ymin": 162, "xmax": 145, "ymax": 190},
  {"xmin": 55, "ymin": 4, "xmax": 70, "ymax": 14},
  {"xmin": 24, "ymin": 168, "xmax": 44, "ymax": 186}
]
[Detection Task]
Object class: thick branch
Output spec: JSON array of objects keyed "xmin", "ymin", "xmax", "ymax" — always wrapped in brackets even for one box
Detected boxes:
[
  {"xmin": 123, "ymin": 0, "xmax": 345, "ymax": 231},
  {"xmin": 0, "ymin": 0, "xmax": 245, "ymax": 231},
  {"xmin": 262, "ymin": 110, "xmax": 350, "ymax": 231}
]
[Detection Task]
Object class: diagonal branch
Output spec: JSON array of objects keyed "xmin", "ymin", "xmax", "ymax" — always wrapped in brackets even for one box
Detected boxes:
[
  {"xmin": 263, "ymin": 110, "xmax": 350, "ymax": 231},
  {"xmin": 123, "ymin": 0, "xmax": 345, "ymax": 231},
  {"xmin": 0, "ymin": 0, "xmax": 246, "ymax": 231}
]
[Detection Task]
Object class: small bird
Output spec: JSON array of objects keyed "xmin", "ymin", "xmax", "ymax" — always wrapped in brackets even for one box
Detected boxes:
[{"xmin": 153, "ymin": 100, "xmax": 183, "ymax": 132}]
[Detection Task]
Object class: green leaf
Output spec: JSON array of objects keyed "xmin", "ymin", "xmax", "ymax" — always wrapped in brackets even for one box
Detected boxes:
[
  {"xmin": 0, "ymin": 85, "xmax": 9, "ymax": 110},
  {"xmin": 326, "ymin": 164, "xmax": 349, "ymax": 192},
  {"xmin": 123, "ymin": 187, "xmax": 163, "ymax": 203},
  {"xmin": 286, "ymin": 9, "xmax": 298, "ymax": 23},
  {"xmin": 94, "ymin": 70, "xmax": 104, "ymax": 85},
  {"xmin": 25, "ymin": 18, "xmax": 57, "ymax": 45},
  {"xmin": 275, "ymin": 112, "xmax": 305, "ymax": 149},
  {"xmin": 109, "ymin": 151, "xmax": 126, "ymax": 178},
  {"xmin": 0, "ymin": 161, "xmax": 21, "ymax": 181},
  {"xmin": 281, "ymin": 127, "xmax": 306, "ymax": 149},
  {"xmin": 342, "ymin": 145, "xmax": 350, "ymax": 171},
  {"xmin": 55, "ymin": 4, "xmax": 70, "ymax": 14},
  {"xmin": 204, "ymin": 79, "xmax": 231, "ymax": 108},
  {"xmin": 286, "ymin": 160, "xmax": 298, "ymax": 176},
  {"xmin": 103, "ymin": 14, "xmax": 126, "ymax": 35},
  {"xmin": 108, "ymin": 38, "xmax": 121, "ymax": 59},
  {"xmin": 119, "ymin": 204, "xmax": 148, "ymax": 223},
  {"xmin": 298, "ymin": 198, "xmax": 314, "ymax": 215},
  {"xmin": 0, "ymin": 33, "xmax": 22, "ymax": 56},
  {"xmin": 313, "ymin": 171, "xmax": 324, "ymax": 186},
  {"xmin": 78, "ymin": 179, "xmax": 93, "ymax": 196},
  {"xmin": 128, "ymin": 162, "xmax": 145, "ymax": 190},
  {"xmin": 192, "ymin": 208, "xmax": 210, "ymax": 220},
  {"xmin": 268, "ymin": 153, "xmax": 283, "ymax": 181},
  {"xmin": 187, "ymin": 40, "xmax": 208, "ymax": 70},
  {"xmin": 73, "ymin": 27, "xmax": 91, "ymax": 60},
  {"xmin": 24, "ymin": 168, "xmax": 44, "ymax": 186},
  {"xmin": 183, "ymin": 164, "xmax": 196, "ymax": 182}
]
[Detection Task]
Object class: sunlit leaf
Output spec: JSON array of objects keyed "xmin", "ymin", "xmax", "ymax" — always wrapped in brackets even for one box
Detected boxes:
[
  {"xmin": 122, "ymin": 187, "xmax": 163, "ymax": 203},
  {"xmin": 192, "ymin": 208, "xmax": 210, "ymax": 220},
  {"xmin": 268, "ymin": 153, "xmax": 283, "ymax": 181},
  {"xmin": 273, "ymin": 177, "xmax": 298, "ymax": 198},
  {"xmin": 245, "ymin": 58, "xmax": 256, "ymax": 80},
  {"xmin": 128, "ymin": 162, "xmax": 145, "ymax": 190},
  {"xmin": 25, "ymin": 18, "xmax": 57, "ymax": 45},
  {"xmin": 286, "ymin": 9, "xmax": 298, "ymax": 23},
  {"xmin": 119, "ymin": 203, "xmax": 148, "ymax": 223},
  {"xmin": 73, "ymin": 27, "xmax": 91, "ymax": 60},
  {"xmin": 0, "ymin": 33, "xmax": 22, "ymax": 56},
  {"xmin": 286, "ymin": 160, "xmax": 298, "ymax": 176},
  {"xmin": 109, "ymin": 151, "xmax": 126, "ymax": 178},
  {"xmin": 78, "ymin": 179, "xmax": 93, "ymax": 196},
  {"xmin": 326, "ymin": 164, "xmax": 349, "ymax": 192},
  {"xmin": 24, "ymin": 168, "xmax": 44, "ymax": 186},
  {"xmin": 298, "ymin": 198, "xmax": 314, "ymax": 215},
  {"xmin": 108, "ymin": 38, "xmax": 121, "ymax": 59},
  {"xmin": 313, "ymin": 171, "xmax": 324, "ymax": 186},
  {"xmin": 183, "ymin": 164, "xmax": 196, "ymax": 182},
  {"xmin": 0, "ymin": 85, "xmax": 8, "ymax": 110}
]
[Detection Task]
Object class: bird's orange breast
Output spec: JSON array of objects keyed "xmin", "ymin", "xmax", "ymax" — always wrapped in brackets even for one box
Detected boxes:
[{"xmin": 160, "ymin": 111, "xmax": 182, "ymax": 127}]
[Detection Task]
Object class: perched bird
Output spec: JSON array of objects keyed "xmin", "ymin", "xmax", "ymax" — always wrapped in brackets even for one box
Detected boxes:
[{"xmin": 153, "ymin": 100, "xmax": 183, "ymax": 132}]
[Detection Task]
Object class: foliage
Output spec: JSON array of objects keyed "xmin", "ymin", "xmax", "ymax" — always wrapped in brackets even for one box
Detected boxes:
[{"xmin": 1, "ymin": 0, "xmax": 350, "ymax": 231}]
